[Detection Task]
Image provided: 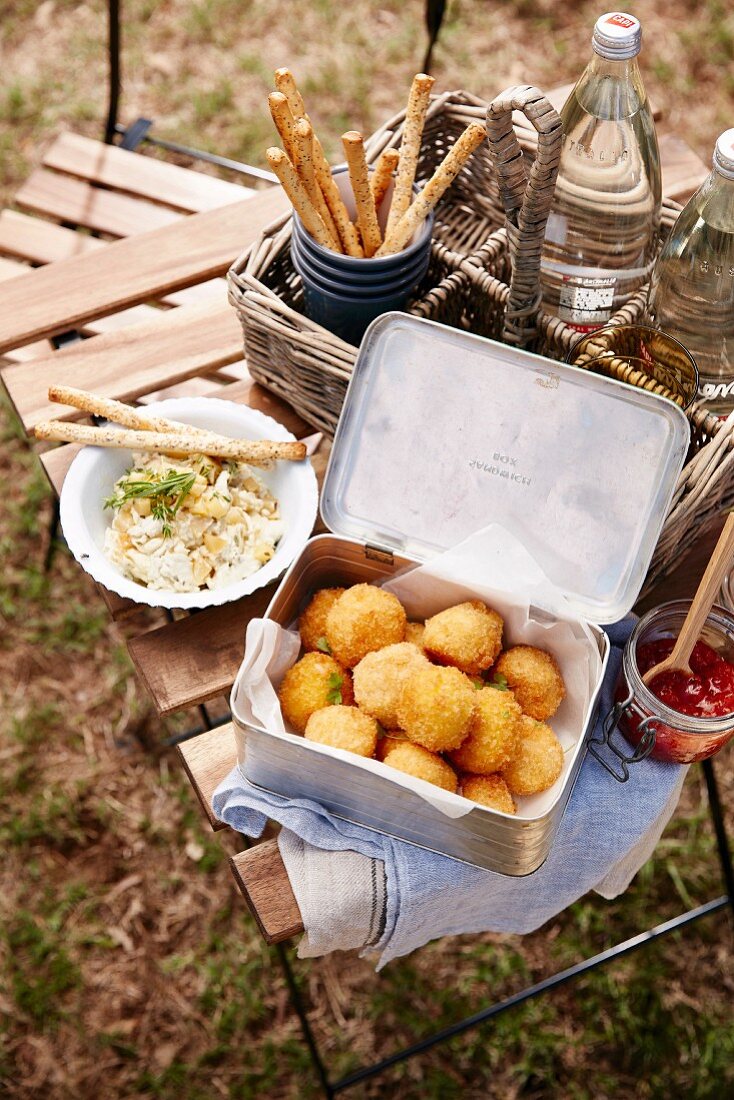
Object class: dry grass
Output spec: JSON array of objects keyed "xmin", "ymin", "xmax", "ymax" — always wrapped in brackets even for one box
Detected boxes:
[{"xmin": 1, "ymin": 1, "xmax": 734, "ymax": 1097}]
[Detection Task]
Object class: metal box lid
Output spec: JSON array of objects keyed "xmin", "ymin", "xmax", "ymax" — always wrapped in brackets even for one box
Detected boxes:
[{"xmin": 320, "ymin": 314, "xmax": 690, "ymax": 624}]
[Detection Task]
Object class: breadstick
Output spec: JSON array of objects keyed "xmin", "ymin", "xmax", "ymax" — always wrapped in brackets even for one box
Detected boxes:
[
  {"xmin": 268, "ymin": 92, "xmax": 299, "ymax": 163},
  {"xmin": 274, "ymin": 67, "xmax": 307, "ymax": 118},
  {"xmin": 313, "ymin": 155, "xmax": 364, "ymax": 257},
  {"xmin": 266, "ymin": 147, "xmax": 335, "ymax": 251},
  {"xmin": 377, "ymin": 123, "xmax": 486, "ymax": 257},
  {"xmin": 370, "ymin": 148, "xmax": 399, "ymax": 211},
  {"xmin": 273, "ymin": 67, "xmax": 363, "ymax": 257},
  {"xmin": 342, "ymin": 131, "xmax": 382, "ymax": 257},
  {"xmin": 293, "ymin": 118, "xmax": 341, "ymax": 251},
  {"xmin": 48, "ymin": 386, "xmax": 220, "ymax": 438},
  {"xmin": 34, "ymin": 420, "xmax": 307, "ymax": 463},
  {"xmin": 384, "ymin": 73, "xmax": 435, "ymax": 240}
]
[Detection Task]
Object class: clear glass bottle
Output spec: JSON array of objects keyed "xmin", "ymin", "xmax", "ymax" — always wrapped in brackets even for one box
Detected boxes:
[
  {"xmin": 540, "ymin": 12, "xmax": 661, "ymax": 332},
  {"xmin": 647, "ymin": 131, "xmax": 734, "ymax": 416}
]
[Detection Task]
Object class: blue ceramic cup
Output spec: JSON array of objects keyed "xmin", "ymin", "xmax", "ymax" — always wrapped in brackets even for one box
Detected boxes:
[
  {"xmin": 290, "ymin": 165, "xmax": 434, "ymax": 345},
  {"xmin": 290, "ymin": 232, "xmax": 431, "ymax": 301}
]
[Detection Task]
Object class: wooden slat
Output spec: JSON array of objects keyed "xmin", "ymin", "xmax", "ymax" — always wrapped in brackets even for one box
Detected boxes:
[
  {"xmin": 39, "ymin": 442, "xmax": 81, "ymax": 495},
  {"xmin": 44, "ymin": 132, "xmax": 251, "ymax": 212},
  {"xmin": 230, "ymin": 841, "xmax": 304, "ymax": 944},
  {"xmin": 0, "ymin": 187, "xmax": 287, "ymax": 353},
  {"xmin": 2, "ymin": 300, "xmax": 243, "ymax": 430},
  {"xmin": 0, "ymin": 256, "xmax": 31, "ymax": 280},
  {"xmin": 0, "ymin": 210, "xmax": 226, "ymax": 308},
  {"xmin": 128, "ymin": 584, "xmax": 278, "ymax": 714},
  {"xmin": 659, "ymin": 133, "xmax": 709, "ymax": 204},
  {"xmin": 0, "ymin": 256, "xmax": 54, "ymax": 362},
  {"xmin": 177, "ymin": 723, "xmax": 238, "ymax": 831},
  {"xmin": 15, "ymin": 169, "xmax": 181, "ymax": 237},
  {"xmin": 0, "ymin": 209, "xmax": 99, "ymax": 263}
]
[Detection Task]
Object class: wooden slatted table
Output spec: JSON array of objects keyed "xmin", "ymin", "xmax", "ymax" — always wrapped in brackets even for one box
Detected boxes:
[{"xmin": 0, "ymin": 117, "xmax": 711, "ymax": 946}]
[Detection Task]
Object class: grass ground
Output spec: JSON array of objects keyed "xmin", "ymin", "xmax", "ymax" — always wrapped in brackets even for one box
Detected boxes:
[{"xmin": 1, "ymin": 1, "xmax": 733, "ymax": 1097}]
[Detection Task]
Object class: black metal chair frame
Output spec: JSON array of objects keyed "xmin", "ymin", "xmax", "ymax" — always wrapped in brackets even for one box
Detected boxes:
[{"xmin": 46, "ymin": 4, "xmax": 732, "ymax": 1093}]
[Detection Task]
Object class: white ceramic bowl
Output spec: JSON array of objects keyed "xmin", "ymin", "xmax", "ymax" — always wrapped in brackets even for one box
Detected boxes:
[{"xmin": 59, "ymin": 397, "xmax": 319, "ymax": 610}]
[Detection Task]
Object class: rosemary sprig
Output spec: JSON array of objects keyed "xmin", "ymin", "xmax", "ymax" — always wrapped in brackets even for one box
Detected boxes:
[{"xmin": 104, "ymin": 469, "xmax": 197, "ymax": 538}]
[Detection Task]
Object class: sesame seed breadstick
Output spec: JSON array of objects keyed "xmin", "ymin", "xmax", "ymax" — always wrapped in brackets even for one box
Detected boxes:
[
  {"xmin": 384, "ymin": 73, "xmax": 435, "ymax": 240},
  {"xmin": 268, "ymin": 92, "xmax": 299, "ymax": 163},
  {"xmin": 370, "ymin": 148, "xmax": 399, "ymax": 210},
  {"xmin": 34, "ymin": 420, "xmax": 307, "ymax": 463},
  {"xmin": 293, "ymin": 118, "xmax": 342, "ymax": 252},
  {"xmin": 273, "ymin": 67, "xmax": 363, "ymax": 257},
  {"xmin": 274, "ymin": 67, "xmax": 307, "ymax": 118},
  {"xmin": 342, "ymin": 131, "xmax": 382, "ymax": 257},
  {"xmin": 377, "ymin": 122, "xmax": 486, "ymax": 257},
  {"xmin": 313, "ymin": 154, "xmax": 364, "ymax": 257},
  {"xmin": 48, "ymin": 386, "xmax": 221, "ymax": 438},
  {"xmin": 266, "ymin": 147, "xmax": 335, "ymax": 251}
]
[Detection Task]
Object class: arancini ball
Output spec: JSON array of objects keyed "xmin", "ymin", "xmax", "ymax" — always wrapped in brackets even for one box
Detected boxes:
[
  {"xmin": 397, "ymin": 664, "xmax": 477, "ymax": 752},
  {"xmin": 423, "ymin": 600, "xmax": 503, "ymax": 676},
  {"xmin": 501, "ymin": 716, "xmax": 564, "ymax": 796},
  {"xmin": 405, "ymin": 621, "xmax": 426, "ymax": 648},
  {"xmin": 304, "ymin": 705, "xmax": 378, "ymax": 757},
  {"xmin": 298, "ymin": 587, "xmax": 345, "ymax": 652},
  {"xmin": 325, "ymin": 583, "xmax": 407, "ymax": 668},
  {"xmin": 462, "ymin": 774, "xmax": 517, "ymax": 814},
  {"xmin": 448, "ymin": 686, "xmax": 522, "ymax": 774},
  {"xmin": 494, "ymin": 645, "xmax": 566, "ymax": 720},
  {"xmin": 353, "ymin": 642, "xmax": 429, "ymax": 728},
  {"xmin": 375, "ymin": 732, "xmax": 408, "ymax": 762},
  {"xmin": 278, "ymin": 652, "xmax": 354, "ymax": 734},
  {"xmin": 382, "ymin": 742, "xmax": 458, "ymax": 793}
]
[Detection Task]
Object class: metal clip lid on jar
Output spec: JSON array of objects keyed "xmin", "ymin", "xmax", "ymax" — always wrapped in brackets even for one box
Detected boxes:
[{"xmin": 591, "ymin": 601, "xmax": 734, "ymax": 780}]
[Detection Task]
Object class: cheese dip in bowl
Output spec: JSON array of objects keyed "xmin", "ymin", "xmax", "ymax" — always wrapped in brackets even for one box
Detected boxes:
[{"xmin": 60, "ymin": 398, "xmax": 319, "ymax": 610}]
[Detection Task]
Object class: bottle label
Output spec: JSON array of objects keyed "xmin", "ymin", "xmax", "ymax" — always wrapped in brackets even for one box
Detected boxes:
[
  {"xmin": 557, "ymin": 276, "xmax": 616, "ymax": 327},
  {"xmin": 605, "ymin": 13, "xmax": 636, "ymax": 30}
]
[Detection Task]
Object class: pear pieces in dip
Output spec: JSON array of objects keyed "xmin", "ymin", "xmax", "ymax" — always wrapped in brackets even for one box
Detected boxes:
[{"xmin": 103, "ymin": 452, "xmax": 283, "ymax": 592}]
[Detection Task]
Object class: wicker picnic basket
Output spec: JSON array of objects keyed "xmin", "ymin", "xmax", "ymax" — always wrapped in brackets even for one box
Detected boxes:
[{"xmin": 228, "ymin": 85, "xmax": 734, "ymax": 592}]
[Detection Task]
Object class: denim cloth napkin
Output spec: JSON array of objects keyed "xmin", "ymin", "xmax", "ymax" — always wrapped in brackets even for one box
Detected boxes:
[{"xmin": 213, "ymin": 617, "xmax": 687, "ymax": 967}]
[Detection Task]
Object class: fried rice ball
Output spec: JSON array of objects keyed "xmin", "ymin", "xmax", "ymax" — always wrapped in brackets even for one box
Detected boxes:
[
  {"xmin": 375, "ymin": 732, "xmax": 407, "ymax": 761},
  {"xmin": 353, "ymin": 642, "xmax": 429, "ymax": 728},
  {"xmin": 501, "ymin": 716, "xmax": 564, "ymax": 796},
  {"xmin": 405, "ymin": 621, "xmax": 426, "ymax": 648},
  {"xmin": 423, "ymin": 600, "xmax": 503, "ymax": 676},
  {"xmin": 494, "ymin": 645, "xmax": 566, "ymax": 720},
  {"xmin": 461, "ymin": 774, "xmax": 517, "ymax": 814},
  {"xmin": 382, "ymin": 742, "xmax": 458, "ymax": 793},
  {"xmin": 298, "ymin": 587, "xmax": 345, "ymax": 652},
  {"xmin": 325, "ymin": 583, "xmax": 407, "ymax": 668},
  {"xmin": 304, "ymin": 705, "xmax": 378, "ymax": 757},
  {"xmin": 278, "ymin": 652, "xmax": 354, "ymax": 734},
  {"xmin": 397, "ymin": 664, "xmax": 477, "ymax": 752},
  {"xmin": 448, "ymin": 686, "xmax": 522, "ymax": 774}
]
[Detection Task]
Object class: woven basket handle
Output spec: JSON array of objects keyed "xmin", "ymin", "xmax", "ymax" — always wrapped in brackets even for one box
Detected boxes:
[{"xmin": 486, "ymin": 85, "xmax": 563, "ymax": 348}]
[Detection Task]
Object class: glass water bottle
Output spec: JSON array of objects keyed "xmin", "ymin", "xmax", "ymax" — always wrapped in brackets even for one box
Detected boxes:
[
  {"xmin": 540, "ymin": 12, "xmax": 662, "ymax": 332},
  {"xmin": 647, "ymin": 130, "xmax": 734, "ymax": 416}
]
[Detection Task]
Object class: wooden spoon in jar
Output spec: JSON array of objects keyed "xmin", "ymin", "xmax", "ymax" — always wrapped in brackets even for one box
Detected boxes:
[{"xmin": 643, "ymin": 511, "xmax": 734, "ymax": 685}]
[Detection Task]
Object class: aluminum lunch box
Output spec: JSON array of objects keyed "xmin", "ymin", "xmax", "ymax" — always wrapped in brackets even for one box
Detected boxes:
[{"xmin": 231, "ymin": 314, "xmax": 691, "ymax": 874}]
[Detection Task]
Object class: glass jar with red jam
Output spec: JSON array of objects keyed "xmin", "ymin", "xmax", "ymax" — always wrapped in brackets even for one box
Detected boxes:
[{"xmin": 599, "ymin": 600, "xmax": 734, "ymax": 774}]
